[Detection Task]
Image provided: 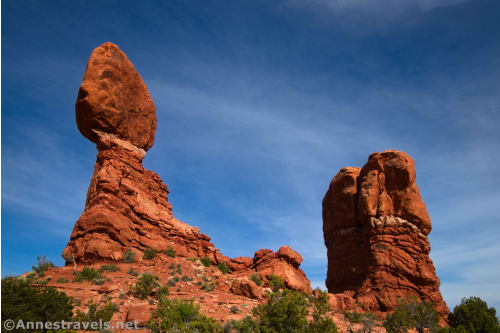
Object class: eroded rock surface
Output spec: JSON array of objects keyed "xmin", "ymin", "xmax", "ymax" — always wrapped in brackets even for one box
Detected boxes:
[
  {"xmin": 75, "ymin": 42, "xmax": 156, "ymax": 151},
  {"xmin": 322, "ymin": 150, "xmax": 448, "ymax": 318},
  {"xmin": 63, "ymin": 43, "xmax": 311, "ymax": 297}
]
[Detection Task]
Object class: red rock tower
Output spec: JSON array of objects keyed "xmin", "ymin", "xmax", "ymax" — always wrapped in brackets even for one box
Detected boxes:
[
  {"xmin": 63, "ymin": 43, "xmax": 223, "ymax": 263},
  {"xmin": 322, "ymin": 150, "xmax": 448, "ymax": 317}
]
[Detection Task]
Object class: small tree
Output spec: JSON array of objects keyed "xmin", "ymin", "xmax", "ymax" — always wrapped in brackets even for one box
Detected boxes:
[
  {"xmin": 448, "ymin": 296, "xmax": 500, "ymax": 333},
  {"xmin": 252, "ymin": 289, "xmax": 309, "ymax": 331},
  {"xmin": 133, "ymin": 273, "xmax": 159, "ymax": 299},
  {"xmin": 148, "ymin": 297, "xmax": 221, "ymax": 332},
  {"xmin": 309, "ymin": 289, "xmax": 338, "ymax": 332},
  {"xmin": 384, "ymin": 297, "xmax": 439, "ymax": 333},
  {"xmin": 32, "ymin": 255, "xmax": 55, "ymax": 276},
  {"xmin": 1, "ymin": 277, "xmax": 74, "ymax": 329}
]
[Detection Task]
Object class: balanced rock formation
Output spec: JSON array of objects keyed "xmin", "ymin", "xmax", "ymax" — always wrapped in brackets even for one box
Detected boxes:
[
  {"xmin": 63, "ymin": 41, "xmax": 311, "ymax": 298},
  {"xmin": 75, "ymin": 42, "xmax": 156, "ymax": 151},
  {"xmin": 322, "ymin": 150, "xmax": 448, "ymax": 317},
  {"xmin": 63, "ymin": 43, "xmax": 225, "ymax": 264}
]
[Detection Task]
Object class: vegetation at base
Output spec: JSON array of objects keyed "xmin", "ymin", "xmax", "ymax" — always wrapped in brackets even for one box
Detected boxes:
[
  {"xmin": 384, "ymin": 297, "xmax": 439, "ymax": 333},
  {"xmin": 133, "ymin": 273, "xmax": 160, "ymax": 299},
  {"xmin": 182, "ymin": 275, "xmax": 193, "ymax": 282},
  {"xmin": 226, "ymin": 288, "xmax": 337, "ymax": 332},
  {"xmin": 267, "ymin": 274, "xmax": 284, "ymax": 292},
  {"xmin": 230, "ymin": 306, "xmax": 240, "ymax": 314},
  {"xmin": 443, "ymin": 296, "xmax": 500, "ymax": 333},
  {"xmin": 217, "ymin": 262, "xmax": 230, "ymax": 274},
  {"xmin": 75, "ymin": 300, "xmax": 117, "ymax": 326},
  {"xmin": 123, "ymin": 248, "xmax": 136, "ymax": 263},
  {"xmin": 73, "ymin": 267, "xmax": 103, "ymax": 284},
  {"xmin": 200, "ymin": 256, "xmax": 212, "ymax": 267},
  {"xmin": 56, "ymin": 277, "xmax": 69, "ymax": 283},
  {"xmin": 127, "ymin": 268, "xmax": 139, "ymax": 276},
  {"xmin": 148, "ymin": 297, "xmax": 222, "ymax": 332},
  {"xmin": 163, "ymin": 246, "xmax": 176, "ymax": 258},
  {"xmin": 143, "ymin": 247, "xmax": 158, "ymax": 260},
  {"xmin": 345, "ymin": 311, "xmax": 379, "ymax": 333},
  {"xmin": 250, "ymin": 274, "xmax": 262, "ymax": 286},
  {"xmin": 202, "ymin": 282, "xmax": 216, "ymax": 292},
  {"xmin": 100, "ymin": 264, "xmax": 120, "ymax": 272},
  {"xmin": 2, "ymin": 276, "xmax": 74, "ymax": 328},
  {"xmin": 32, "ymin": 255, "xmax": 55, "ymax": 277},
  {"xmin": 157, "ymin": 285, "xmax": 170, "ymax": 298}
]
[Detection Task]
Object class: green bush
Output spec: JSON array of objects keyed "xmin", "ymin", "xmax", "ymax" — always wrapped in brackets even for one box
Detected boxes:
[
  {"xmin": 182, "ymin": 275, "xmax": 193, "ymax": 282},
  {"xmin": 1, "ymin": 277, "xmax": 74, "ymax": 328},
  {"xmin": 267, "ymin": 274, "xmax": 284, "ymax": 292},
  {"xmin": 127, "ymin": 268, "xmax": 139, "ymax": 276},
  {"xmin": 169, "ymin": 263, "xmax": 176, "ymax": 269},
  {"xmin": 133, "ymin": 273, "xmax": 160, "ymax": 299},
  {"xmin": 200, "ymin": 257, "xmax": 212, "ymax": 267},
  {"xmin": 253, "ymin": 289, "xmax": 309, "ymax": 331},
  {"xmin": 100, "ymin": 264, "xmax": 120, "ymax": 272},
  {"xmin": 143, "ymin": 248, "xmax": 158, "ymax": 260},
  {"xmin": 309, "ymin": 289, "xmax": 338, "ymax": 332},
  {"xmin": 250, "ymin": 274, "xmax": 262, "ymax": 286},
  {"xmin": 75, "ymin": 300, "xmax": 117, "ymax": 327},
  {"xmin": 230, "ymin": 305, "xmax": 240, "ymax": 314},
  {"xmin": 56, "ymin": 277, "xmax": 69, "ymax": 283},
  {"xmin": 123, "ymin": 248, "xmax": 136, "ymax": 263},
  {"xmin": 384, "ymin": 297, "xmax": 439, "ymax": 333},
  {"xmin": 447, "ymin": 296, "xmax": 500, "ymax": 333},
  {"xmin": 163, "ymin": 247, "xmax": 176, "ymax": 258},
  {"xmin": 32, "ymin": 255, "xmax": 55, "ymax": 277},
  {"xmin": 217, "ymin": 262, "xmax": 230, "ymax": 274},
  {"xmin": 148, "ymin": 297, "xmax": 221, "ymax": 332},
  {"xmin": 74, "ymin": 267, "xmax": 103, "ymax": 283},
  {"xmin": 201, "ymin": 282, "xmax": 215, "ymax": 292},
  {"xmin": 157, "ymin": 285, "xmax": 170, "ymax": 298}
]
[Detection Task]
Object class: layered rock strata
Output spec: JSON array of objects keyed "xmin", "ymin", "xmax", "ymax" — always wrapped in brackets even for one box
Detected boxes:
[{"xmin": 322, "ymin": 150, "xmax": 448, "ymax": 317}]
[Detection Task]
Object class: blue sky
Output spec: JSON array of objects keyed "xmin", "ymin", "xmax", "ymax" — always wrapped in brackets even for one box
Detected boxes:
[{"xmin": 2, "ymin": 0, "xmax": 500, "ymax": 311}]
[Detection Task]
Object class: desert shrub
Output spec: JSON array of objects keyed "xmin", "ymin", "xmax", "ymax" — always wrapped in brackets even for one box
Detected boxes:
[
  {"xmin": 200, "ymin": 257, "xmax": 212, "ymax": 267},
  {"xmin": 32, "ymin": 255, "xmax": 55, "ymax": 277},
  {"xmin": 163, "ymin": 246, "xmax": 176, "ymax": 258},
  {"xmin": 75, "ymin": 300, "xmax": 117, "ymax": 326},
  {"xmin": 309, "ymin": 289, "xmax": 338, "ymax": 332},
  {"xmin": 447, "ymin": 296, "xmax": 500, "ymax": 333},
  {"xmin": 169, "ymin": 263, "xmax": 176, "ymax": 269},
  {"xmin": 74, "ymin": 267, "xmax": 103, "ymax": 283},
  {"xmin": 344, "ymin": 310, "xmax": 364, "ymax": 323},
  {"xmin": 230, "ymin": 306, "xmax": 240, "ymax": 314},
  {"xmin": 188, "ymin": 256, "xmax": 199, "ymax": 262},
  {"xmin": 267, "ymin": 274, "xmax": 284, "ymax": 292},
  {"xmin": 253, "ymin": 289, "xmax": 309, "ymax": 331},
  {"xmin": 384, "ymin": 297, "xmax": 439, "ymax": 333},
  {"xmin": 1, "ymin": 277, "xmax": 74, "ymax": 328},
  {"xmin": 228, "ymin": 288, "xmax": 338, "ymax": 333},
  {"xmin": 56, "ymin": 277, "xmax": 69, "ymax": 283},
  {"xmin": 202, "ymin": 282, "xmax": 215, "ymax": 292},
  {"xmin": 217, "ymin": 262, "xmax": 230, "ymax": 274},
  {"xmin": 168, "ymin": 279, "xmax": 177, "ymax": 287},
  {"xmin": 250, "ymin": 273, "xmax": 262, "ymax": 286},
  {"xmin": 346, "ymin": 311, "xmax": 379, "ymax": 333},
  {"xmin": 148, "ymin": 297, "xmax": 221, "ymax": 332},
  {"xmin": 127, "ymin": 268, "xmax": 139, "ymax": 276},
  {"xmin": 157, "ymin": 285, "xmax": 170, "ymax": 298},
  {"xmin": 182, "ymin": 275, "xmax": 193, "ymax": 282},
  {"xmin": 143, "ymin": 248, "xmax": 158, "ymax": 260},
  {"xmin": 123, "ymin": 248, "xmax": 136, "ymax": 263},
  {"xmin": 93, "ymin": 278, "xmax": 107, "ymax": 285},
  {"xmin": 100, "ymin": 264, "xmax": 120, "ymax": 272},
  {"xmin": 133, "ymin": 273, "xmax": 159, "ymax": 299}
]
